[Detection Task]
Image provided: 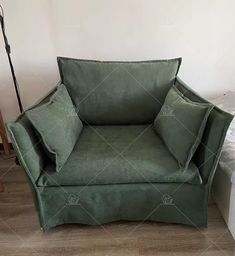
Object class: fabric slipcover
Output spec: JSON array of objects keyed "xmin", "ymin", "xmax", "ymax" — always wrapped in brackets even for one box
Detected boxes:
[
  {"xmin": 57, "ymin": 57, "xmax": 181, "ymax": 124},
  {"xmin": 6, "ymin": 57, "xmax": 233, "ymax": 231},
  {"xmin": 37, "ymin": 125, "xmax": 202, "ymax": 187},
  {"xmin": 38, "ymin": 183, "xmax": 208, "ymax": 231}
]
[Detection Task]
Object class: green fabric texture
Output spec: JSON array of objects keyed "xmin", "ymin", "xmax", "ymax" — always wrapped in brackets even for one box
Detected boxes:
[
  {"xmin": 154, "ymin": 86, "xmax": 213, "ymax": 170},
  {"xmin": 57, "ymin": 57, "xmax": 181, "ymax": 125},
  {"xmin": 26, "ymin": 84, "xmax": 83, "ymax": 172},
  {"xmin": 39, "ymin": 183, "xmax": 208, "ymax": 231},
  {"xmin": 174, "ymin": 78, "xmax": 234, "ymax": 183},
  {"xmin": 37, "ymin": 125, "xmax": 202, "ymax": 187}
]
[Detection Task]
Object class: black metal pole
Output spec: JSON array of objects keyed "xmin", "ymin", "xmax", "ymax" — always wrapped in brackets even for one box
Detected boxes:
[{"xmin": 0, "ymin": 5, "xmax": 23, "ymax": 113}]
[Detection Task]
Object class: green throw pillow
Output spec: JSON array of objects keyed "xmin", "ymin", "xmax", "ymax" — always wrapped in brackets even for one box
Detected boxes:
[
  {"xmin": 154, "ymin": 85, "xmax": 213, "ymax": 170},
  {"xmin": 26, "ymin": 84, "xmax": 83, "ymax": 172}
]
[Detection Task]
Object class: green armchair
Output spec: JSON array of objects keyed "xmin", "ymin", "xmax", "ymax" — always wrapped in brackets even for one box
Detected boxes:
[{"xmin": 7, "ymin": 57, "xmax": 233, "ymax": 231}]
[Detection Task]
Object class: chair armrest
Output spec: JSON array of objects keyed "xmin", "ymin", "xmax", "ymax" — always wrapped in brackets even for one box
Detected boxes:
[
  {"xmin": 7, "ymin": 118, "xmax": 45, "ymax": 185},
  {"xmin": 6, "ymin": 86, "xmax": 58, "ymax": 186},
  {"xmin": 175, "ymin": 77, "xmax": 233, "ymax": 186}
]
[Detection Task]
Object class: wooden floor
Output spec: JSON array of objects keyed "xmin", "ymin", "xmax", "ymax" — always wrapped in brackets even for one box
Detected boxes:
[{"xmin": 0, "ymin": 155, "xmax": 234, "ymax": 256}]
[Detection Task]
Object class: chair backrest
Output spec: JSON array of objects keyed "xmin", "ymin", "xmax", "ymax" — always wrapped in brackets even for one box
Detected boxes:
[{"xmin": 57, "ymin": 57, "xmax": 181, "ymax": 125}]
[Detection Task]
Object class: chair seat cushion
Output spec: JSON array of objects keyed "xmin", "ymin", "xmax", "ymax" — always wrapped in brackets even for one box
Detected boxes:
[{"xmin": 37, "ymin": 125, "xmax": 202, "ymax": 187}]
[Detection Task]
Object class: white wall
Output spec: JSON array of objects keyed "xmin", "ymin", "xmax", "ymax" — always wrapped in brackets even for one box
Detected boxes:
[{"xmin": 1, "ymin": 0, "xmax": 235, "ymax": 122}]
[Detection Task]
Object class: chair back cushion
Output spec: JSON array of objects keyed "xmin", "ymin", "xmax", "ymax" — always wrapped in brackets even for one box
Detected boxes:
[{"xmin": 57, "ymin": 57, "xmax": 181, "ymax": 124}]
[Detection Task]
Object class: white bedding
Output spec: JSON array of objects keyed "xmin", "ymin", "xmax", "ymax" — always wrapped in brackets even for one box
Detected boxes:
[
  {"xmin": 210, "ymin": 91, "xmax": 235, "ymax": 239},
  {"xmin": 210, "ymin": 92, "xmax": 235, "ymax": 183}
]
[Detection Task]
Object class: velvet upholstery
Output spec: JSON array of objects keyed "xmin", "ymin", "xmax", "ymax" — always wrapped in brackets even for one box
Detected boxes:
[
  {"xmin": 154, "ymin": 86, "xmax": 213, "ymax": 170},
  {"xmin": 57, "ymin": 57, "xmax": 181, "ymax": 124},
  {"xmin": 26, "ymin": 84, "xmax": 83, "ymax": 172},
  {"xmin": 37, "ymin": 125, "xmax": 202, "ymax": 186},
  {"xmin": 6, "ymin": 57, "xmax": 233, "ymax": 232}
]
